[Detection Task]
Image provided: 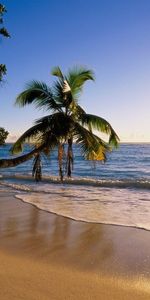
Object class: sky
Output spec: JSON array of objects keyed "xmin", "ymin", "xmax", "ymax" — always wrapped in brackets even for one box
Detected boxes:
[{"xmin": 0, "ymin": 0, "xmax": 150, "ymax": 143}]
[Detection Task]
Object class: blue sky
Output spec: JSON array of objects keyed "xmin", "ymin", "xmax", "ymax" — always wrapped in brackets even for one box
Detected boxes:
[{"xmin": 1, "ymin": 0, "xmax": 150, "ymax": 142}]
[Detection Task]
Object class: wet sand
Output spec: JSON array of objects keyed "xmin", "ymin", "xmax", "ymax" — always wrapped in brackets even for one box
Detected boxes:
[{"xmin": 0, "ymin": 188, "xmax": 150, "ymax": 299}]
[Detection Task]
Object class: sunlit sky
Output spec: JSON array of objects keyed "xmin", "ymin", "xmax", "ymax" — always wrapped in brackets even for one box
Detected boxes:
[{"xmin": 1, "ymin": 0, "xmax": 150, "ymax": 142}]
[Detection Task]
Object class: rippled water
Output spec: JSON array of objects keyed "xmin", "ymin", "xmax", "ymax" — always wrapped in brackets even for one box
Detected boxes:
[{"xmin": 0, "ymin": 143, "xmax": 150, "ymax": 230}]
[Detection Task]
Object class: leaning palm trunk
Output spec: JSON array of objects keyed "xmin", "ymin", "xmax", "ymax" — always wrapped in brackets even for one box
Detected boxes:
[
  {"xmin": 0, "ymin": 143, "xmax": 45, "ymax": 168},
  {"xmin": 67, "ymin": 138, "xmax": 73, "ymax": 177},
  {"xmin": 0, "ymin": 147, "xmax": 40, "ymax": 168}
]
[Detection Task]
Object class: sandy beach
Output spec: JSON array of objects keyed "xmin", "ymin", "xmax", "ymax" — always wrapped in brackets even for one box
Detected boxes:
[{"xmin": 0, "ymin": 187, "xmax": 150, "ymax": 300}]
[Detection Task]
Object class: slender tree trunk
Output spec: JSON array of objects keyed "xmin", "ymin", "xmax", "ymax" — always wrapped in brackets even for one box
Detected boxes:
[{"xmin": 0, "ymin": 147, "xmax": 40, "ymax": 168}]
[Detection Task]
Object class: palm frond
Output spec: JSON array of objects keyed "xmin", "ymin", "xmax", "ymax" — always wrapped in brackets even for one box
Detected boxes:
[
  {"xmin": 80, "ymin": 114, "xmax": 119, "ymax": 147},
  {"xmin": 51, "ymin": 66, "xmax": 64, "ymax": 79},
  {"xmin": 15, "ymin": 81, "xmax": 61, "ymax": 112},
  {"xmin": 108, "ymin": 131, "xmax": 119, "ymax": 147},
  {"xmin": 66, "ymin": 66, "xmax": 94, "ymax": 100},
  {"xmin": 37, "ymin": 131, "xmax": 58, "ymax": 151},
  {"xmin": 10, "ymin": 122, "xmax": 49, "ymax": 154},
  {"xmin": 0, "ymin": 4, "xmax": 7, "ymax": 14},
  {"xmin": 11, "ymin": 113, "xmax": 68, "ymax": 155},
  {"xmin": 0, "ymin": 64, "xmax": 7, "ymax": 81},
  {"xmin": 0, "ymin": 27, "xmax": 10, "ymax": 37},
  {"xmin": 53, "ymin": 80, "xmax": 66, "ymax": 106},
  {"xmin": 35, "ymin": 112, "xmax": 74, "ymax": 140},
  {"xmin": 74, "ymin": 123, "xmax": 110, "ymax": 161},
  {"xmin": 52, "ymin": 66, "xmax": 94, "ymax": 110},
  {"xmin": 69, "ymin": 103, "xmax": 85, "ymax": 118},
  {"xmin": 52, "ymin": 80, "xmax": 73, "ymax": 111}
]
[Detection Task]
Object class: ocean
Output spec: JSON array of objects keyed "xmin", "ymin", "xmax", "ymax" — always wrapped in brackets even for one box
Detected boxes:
[{"xmin": 0, "ymin": 143, "xmax": 150, "ymax": 230}]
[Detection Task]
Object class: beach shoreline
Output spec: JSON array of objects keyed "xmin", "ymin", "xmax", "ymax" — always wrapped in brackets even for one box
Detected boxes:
[{"xmin": 0, "ymin": 188, "xmax": 150, "ymax": 299}]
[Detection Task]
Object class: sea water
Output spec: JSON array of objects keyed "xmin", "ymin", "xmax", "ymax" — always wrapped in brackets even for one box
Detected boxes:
[{"xmin": 0, "ymin": 143, "xmax": 150, "ymax": 230}]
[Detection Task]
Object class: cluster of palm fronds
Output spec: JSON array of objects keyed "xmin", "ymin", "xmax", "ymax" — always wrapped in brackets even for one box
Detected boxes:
[
  {"xmin": 9, "ymin": 66, "xmax": 119, "ymax": 180},
  {"xmin": 0, "ymin": 3, "xmax": 10, "ymax": 81},
  {"xmin": 0, "ymin": 4, "xmax": 10, "ymax": 37}
]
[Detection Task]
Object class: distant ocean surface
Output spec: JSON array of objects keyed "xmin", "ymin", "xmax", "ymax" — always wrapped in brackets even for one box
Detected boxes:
[{"xmin": 0, "ymin": 143, "xmax": 150, "ymax": 231}]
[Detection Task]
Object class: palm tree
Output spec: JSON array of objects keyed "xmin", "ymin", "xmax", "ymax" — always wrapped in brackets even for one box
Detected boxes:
[{"xmin": 0, "ymin": 66, "xmax": 119, "ymax": 180}]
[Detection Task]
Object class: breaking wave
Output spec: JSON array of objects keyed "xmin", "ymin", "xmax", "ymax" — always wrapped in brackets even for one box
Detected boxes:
[{"xmin": 0, "ymin": 174, "xmax": 150, "ymax": 191}]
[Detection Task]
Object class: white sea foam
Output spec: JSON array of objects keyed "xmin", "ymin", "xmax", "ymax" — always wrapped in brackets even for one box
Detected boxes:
[
  {"xmin": 1, "ymin": 174, "xmax": 150, "ymax": 189},
  {"xmin": 8, "ymin": 180, "xmax": 149, "ymax": 231}
]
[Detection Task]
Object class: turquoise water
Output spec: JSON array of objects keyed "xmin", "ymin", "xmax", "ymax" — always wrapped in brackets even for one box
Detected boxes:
[{"xmin": 0, "ymin": 143, "xmax": 150, "ymax": 230}]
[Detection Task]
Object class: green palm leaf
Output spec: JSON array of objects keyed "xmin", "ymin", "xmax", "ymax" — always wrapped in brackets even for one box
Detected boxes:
[
  {"xmin": 66, "ymin": 66, "xmax": 94, "ymax": 100},
  {"xmin": 80, "ymin": 114, "xmax": 119, "ymax": 147},
  {"xmin": 51, "ymin": 66, "xmax": 64, "ymax": 79},
  {"xmin": 53, "ymin": 80, "xmax": 66, "ymax": 106},
  {"xmin": 0, "ymin": 27, "xmax": 10, "ymax": 37},
  {"xmin": 36, "ymin": 112, "xmax": 74, "ymax": 138},
  {"xmin": 69, "ymin": 103, "xmax": 86, "ymax": 118},
  {"xmin": 11, "ymin": 122, "xmax": 49, "ymax": 154},
  {"xmin": 15, "ymin": 81, "xmax": 62, "ymax": 112},
  {"xmin": 12, "ymin": 112, "xmax": 73, "ymax": 154},
  {"xmin": 0, "ymin": 64, "xmax": 7, "ymax": 80},
  {"xmin": 52, "ymin": 66, "xmax": 94, "ymax": 109},
  {"xmin": 74, "ymin": 122, "xmax": 110, "ymax": 161}
]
